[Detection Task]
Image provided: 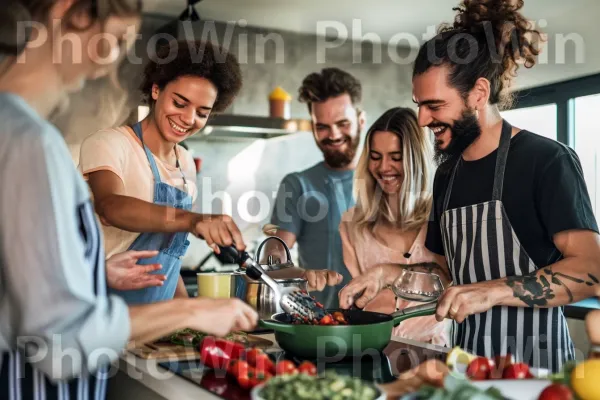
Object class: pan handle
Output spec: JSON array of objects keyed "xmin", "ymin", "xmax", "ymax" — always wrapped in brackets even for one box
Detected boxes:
[
  {"xmin": 258, "ymin": 319, "xmax": 296, "ymax": 334},
  {"xmin": 390, "ymin": 301, "xmax": 437, "ymax": 327}
]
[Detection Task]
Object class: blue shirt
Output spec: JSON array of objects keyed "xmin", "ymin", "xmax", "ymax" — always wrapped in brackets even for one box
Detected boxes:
[
  {"xmin": 271, "ymin": 162, "xmax": 355, "ymax": 308},
  {"xmin": 0, "ymin": 92, "xmax": 130, "ymax": 379}
]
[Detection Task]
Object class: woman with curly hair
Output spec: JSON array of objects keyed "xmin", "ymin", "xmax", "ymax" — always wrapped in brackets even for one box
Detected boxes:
[{"xmin": 79, "ymin": 40, "xmax": 247, "ymax": 304}]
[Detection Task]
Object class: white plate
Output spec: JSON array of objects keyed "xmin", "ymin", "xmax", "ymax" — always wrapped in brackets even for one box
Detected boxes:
[
  {"xmin": 250, "ymin": 382, "xmax": 386, "ymax": 400},
  {"xmin": 471, "ymin": 378, "xmax": 551, "ymax": 400}
]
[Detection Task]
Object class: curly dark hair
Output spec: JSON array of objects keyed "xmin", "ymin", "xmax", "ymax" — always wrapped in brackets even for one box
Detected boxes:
[
  {"xmin": 413, "ymin": 0, "xmax": 545, "ymax": 110},
  {"xmin": 140, "ymin": 40, "xmax": 242, "ymax": 113},
  {"xmin": 298, "ymin": 68, "xmax": 362, "ymax": 112}
]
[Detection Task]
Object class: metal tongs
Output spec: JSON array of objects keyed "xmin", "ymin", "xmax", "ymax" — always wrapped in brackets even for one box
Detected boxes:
[{"xmin": 217, "ymin": 246, "xmax": 325, "ymax": 320}]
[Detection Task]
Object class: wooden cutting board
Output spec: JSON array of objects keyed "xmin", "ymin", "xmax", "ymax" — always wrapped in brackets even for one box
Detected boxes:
[{"xmin": 129, "ymin": 335, "xmax": 274, "ymax": 360}]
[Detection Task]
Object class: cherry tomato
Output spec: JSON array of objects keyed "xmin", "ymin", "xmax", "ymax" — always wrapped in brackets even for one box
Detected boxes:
[
  {"xmin": 298, "ymin": 361, "xmax": 317, "ymax": 376},
  {"xmin": 537, "ymin": 383, "xmax": 573, "ymax": 400},
  {"xmin": 234, "ymin": 366, "xmax": 252, "ymax": 389},
  {"xmin": 275, "ymin": 360, "xmax": 297, "ymax": 375},
  {"xmin": 490, "ymin": 354, "xmax": 514, "ymax": 379},
  {"xmin": 227, "ymin": 359, "xmax": 249, "ymax": 378},
  {"xmin": 502, "ymin": 362, "xmax": 531, "ymax": 379},
  {"xmin": 319, "ymin": 315, "xmax": 333, "ymax": 325},
  {"xmin": 244, "ymin": 348, "xmax": 275, "ymax": 374},
  {"xmin": 466, "ymin": 356, "xmax": 494, "ymax": 380},
  {"xmin": 247, "ymin": 368, "xmax": 271, "ymax": 389}
]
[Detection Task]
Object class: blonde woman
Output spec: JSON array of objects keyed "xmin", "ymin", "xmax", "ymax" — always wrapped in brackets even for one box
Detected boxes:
[{"xmin": 339, "ymin": 107, "xmax": 449, "ymax": 345}]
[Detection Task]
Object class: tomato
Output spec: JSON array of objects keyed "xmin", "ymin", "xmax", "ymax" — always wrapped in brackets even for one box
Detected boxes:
[
  {"xmin": 244, "ymin": 348, "xmax": 275, "ymax": 374},
  {"xmin": 490, "ymin": 354, "xmax": 514, "ymax": 379},
  {"xmin": 319, "ymin": 315, "xmax": 333, "ymax": 325},
  {"xmin": 503, "ymin": 362, "xmax": 531, "ymax": 379},
  {"xmin": 538, "ymin": 383, "xmax": 573, "ymax": 400},
  {"xmin": 247, "ymin": 369, "xmax": 271, "ymax": 389},
  {"xmin": 234, "ymin": 366, "xmax": 252, "ymax": 389},
  {"xmin": 466, "ymin": 357, "xmax": 494, "ymax": 380},
  {"xmin": 275, "ymin": 360, "xmax": 298, "ymax": 375},
  {"xmin": 298, "ymin": 361, "xmax": 317, "ymax": 376},
  {"xmin": 227, "ymin": 359, "xmax": 249, "ymax": 377}
]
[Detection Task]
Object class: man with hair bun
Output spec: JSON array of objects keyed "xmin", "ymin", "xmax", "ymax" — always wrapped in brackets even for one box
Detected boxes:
[
  {"xmin": 415, "ymin": 0, "xmax": 600, "ymax": 371},
  {"xmin": 341, "ymin": 0, "xmax": 600, "ymax": 372}
]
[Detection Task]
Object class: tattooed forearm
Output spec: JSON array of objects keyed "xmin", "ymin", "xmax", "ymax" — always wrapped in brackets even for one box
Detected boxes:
[{"xmin": 506, "ymin": 268, "xmax": 599, "ymax": 307}]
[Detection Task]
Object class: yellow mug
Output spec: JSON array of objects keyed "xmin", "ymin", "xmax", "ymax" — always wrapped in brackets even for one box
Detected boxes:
[{"xmin": 196, "ymin": 272, "xmax": 234, "ymax": 299}]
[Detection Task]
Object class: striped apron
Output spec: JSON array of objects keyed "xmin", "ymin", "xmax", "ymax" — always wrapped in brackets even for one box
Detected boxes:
[
  {"xmin": 440, "ymin": 119, "xmax": 575, "ymax": 373},
  {"xmin": 0, "ymin": 202, "xmax": 110, "ymax": 400}
]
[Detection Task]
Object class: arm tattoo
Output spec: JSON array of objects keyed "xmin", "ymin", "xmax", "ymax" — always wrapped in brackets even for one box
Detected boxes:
[{"xmin": 506, "ymin": 268, "xmax": 599, "ymax": 307}]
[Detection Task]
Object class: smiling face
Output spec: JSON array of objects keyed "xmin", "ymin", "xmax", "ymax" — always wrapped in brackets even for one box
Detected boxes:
[
  {"xmin": 311, "ymin": 94, "xmax": 363, "ymax": 169},
  {"xmin": 368, "ymin": 131, "xmax": 404, "ymax": 195},
  {"xmin": 150, "ymin": 76, "xmax": 218, "ymax": 144},
  {"xmin": 412, "ymin": 65, "xmax": 481, "ymax": 164}
]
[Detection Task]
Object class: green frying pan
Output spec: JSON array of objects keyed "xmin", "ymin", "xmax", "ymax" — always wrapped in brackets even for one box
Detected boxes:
[{"xmin": 258, "ymin": 302, "xmax": 437, "ymax": 359}]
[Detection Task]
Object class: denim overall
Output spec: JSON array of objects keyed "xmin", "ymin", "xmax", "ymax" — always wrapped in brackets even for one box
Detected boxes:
[{"xmin": 108, "ymin": 122, "xmax": 192, "ymax": 304}]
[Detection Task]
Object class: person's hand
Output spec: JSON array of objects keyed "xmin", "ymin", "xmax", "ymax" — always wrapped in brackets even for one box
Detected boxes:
[
  {"xmin": 586, "ymin": 309, "xmax": 600, "ymax": 345},
  {"xmin": 379, "ymin": 359, "xmax": 448, "ymax": 398},
  {"xmin": 435, "ymin": 281, "xmax": 506, "ymax": 323},
  {"xmin": 191, "ymin": 214, "xmax": 245, "ymax": 253},
  {"xmin": 106, "ymin": 250, "xmax": 165, "ymax": 291},
  {"xmin": 304, "ymin": 270, "xmax": 343, "ymax": 292},
  {"xmin": 338, "ymin": 264, "xmax": 398, "ymax": 309},
  {"xmin": 189, "ymin": 298, "xmax": 258, "ymax": 337}
]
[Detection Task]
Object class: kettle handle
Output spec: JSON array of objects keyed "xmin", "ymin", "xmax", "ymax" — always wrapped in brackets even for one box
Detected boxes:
[{"xmin": 256, "ymin": 236, "xmax": 292, "ymax": 264}]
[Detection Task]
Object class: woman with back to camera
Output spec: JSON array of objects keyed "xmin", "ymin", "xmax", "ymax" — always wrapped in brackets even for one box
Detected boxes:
[
  {"xmin": 339, "ymin": 107, "xmax": 450, "ymax": 345},
  {"xmin": 0, "ymin": 1, "xmax": 257, "ymax": 398}
]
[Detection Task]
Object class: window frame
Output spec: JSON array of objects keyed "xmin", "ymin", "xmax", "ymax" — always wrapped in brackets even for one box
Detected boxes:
[{"xmin": 510, "ymin": 73, "xmax": 600, "ymax": 146}]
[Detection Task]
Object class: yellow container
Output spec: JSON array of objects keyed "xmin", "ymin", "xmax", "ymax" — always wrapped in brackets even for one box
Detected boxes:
[{"xmin": 196, "ymin": 272, "xmax": 234, "ymax": 299}]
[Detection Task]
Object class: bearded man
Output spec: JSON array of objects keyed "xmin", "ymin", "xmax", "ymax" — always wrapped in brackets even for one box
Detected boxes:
[{"xmin": 267, "ymin": 68, "xmax": 366, "ymax": 309}]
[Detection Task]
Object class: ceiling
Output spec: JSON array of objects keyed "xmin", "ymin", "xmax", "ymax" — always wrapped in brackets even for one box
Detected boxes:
[{"xmin": 142, "ymin": 0, "xmax": 600, "ymax": 89}]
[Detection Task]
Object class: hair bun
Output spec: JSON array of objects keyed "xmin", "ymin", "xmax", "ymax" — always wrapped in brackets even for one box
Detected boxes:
[{"xmin": 0, "ymin": 1, "xmax": 33, "ymax": 56}]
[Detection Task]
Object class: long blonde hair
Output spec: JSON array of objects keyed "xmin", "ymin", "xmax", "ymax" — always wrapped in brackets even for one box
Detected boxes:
[{"xmin": 352, "ymin": 107, "xmax": 433, "ymax": 233}]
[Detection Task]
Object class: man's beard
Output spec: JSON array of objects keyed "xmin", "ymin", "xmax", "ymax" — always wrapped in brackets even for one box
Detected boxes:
[
  {"xmin": 318, "ymin": 129, "xmax": 360, "ymax": 169},
  {"xmin": 433, "ymin": 109, "xmax": 481, "ymax": 166}
]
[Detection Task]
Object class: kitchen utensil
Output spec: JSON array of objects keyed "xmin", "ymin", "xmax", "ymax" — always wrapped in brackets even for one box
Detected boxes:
[
  {"xmin": 258, "ymin": 302, "xmax": 437, "ymax": 359},
  {"xmin": 233, "ymin": 274, "xmax": 308, "ymax": 320},
  {"xmin": 218, "ymin": 246, "xmax": 324, "ymax": 320},
  {"xmin": 255, "ymin": 236, "xmax": 295, "ymax": 271},
  {"xmin": 391, "ymin": 270, "xmax": 445, "ymax": 302},
  {"xmin": 196, "ymin": 272, "xmax": 235, "ymax": 298}
]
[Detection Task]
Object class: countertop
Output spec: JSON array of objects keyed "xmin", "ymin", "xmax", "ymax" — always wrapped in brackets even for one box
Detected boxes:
[{"xmin": 107, "ymin": 333, "xmax": 449, "ymax": 400}]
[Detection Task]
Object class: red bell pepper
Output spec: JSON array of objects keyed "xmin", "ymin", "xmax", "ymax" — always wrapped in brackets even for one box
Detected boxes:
[{"xmin": 199, "ymin": 337, "xmax": 246, "ymax": 370}]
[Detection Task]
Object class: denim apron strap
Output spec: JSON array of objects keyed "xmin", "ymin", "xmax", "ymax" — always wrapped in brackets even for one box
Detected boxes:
[
  {"xmin": 132, "ymin": 122, "xmax": 162, "ymax": 184},
  {"xmin": 107, "ymin": 122, "xmax": 193, "ymax": 305}
]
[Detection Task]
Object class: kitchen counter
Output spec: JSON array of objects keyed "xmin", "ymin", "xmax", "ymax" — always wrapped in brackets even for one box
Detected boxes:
[{"xmin": 105, "ymin": 333, "xmax": 449, "ymax": 400}]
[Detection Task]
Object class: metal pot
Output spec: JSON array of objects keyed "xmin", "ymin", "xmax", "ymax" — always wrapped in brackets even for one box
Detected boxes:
[
  {"xmin": 232, "ymin": 236, "xmax": 307, "ymax": 319},
  {"xmin": 232, "ymin": 274, "xmax": 307, "ymax": 320}
]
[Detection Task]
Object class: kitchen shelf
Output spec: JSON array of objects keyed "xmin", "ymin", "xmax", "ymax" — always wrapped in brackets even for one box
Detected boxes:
[{"xmin": 184, "ymin": 114, "xmax": 312, "ymax": 141}]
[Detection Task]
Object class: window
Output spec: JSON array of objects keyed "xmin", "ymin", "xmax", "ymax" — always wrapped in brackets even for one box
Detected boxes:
[
  {"xmin": 501, "ymin": 104, "xmax": 558, "ymax": 141},
  {"xmin": 573, "ymin": 94, "xmax": 600, "ymax": 220}
]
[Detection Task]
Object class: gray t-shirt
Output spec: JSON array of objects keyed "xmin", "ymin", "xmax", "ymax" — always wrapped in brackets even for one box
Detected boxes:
[
  {"xmin": 0, "ymin": 92, "xmax": 130, "ymax": 379},
  {"xmin": 271, "ymin": 162, "xmax": 355, "ymax": 308}
]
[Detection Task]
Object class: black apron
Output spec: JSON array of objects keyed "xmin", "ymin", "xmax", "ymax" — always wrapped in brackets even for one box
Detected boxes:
[
  {"xmin": 1, "ymin": 201, "xmax": 110, "ymax": 400},
  {"xmin": 440, "ymin": 119, "xmax": 575, "ymax": 373}
]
